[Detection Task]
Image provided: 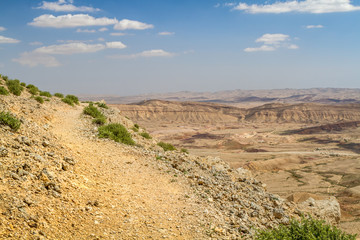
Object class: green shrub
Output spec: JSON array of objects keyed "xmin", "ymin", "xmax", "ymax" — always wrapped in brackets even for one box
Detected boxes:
[
  {"xmin": 256, "ymin": 217, "xmax": 357, "ymax": 240},
  {"xmin": 83, "ymin": 103, "xmax": 106, "ymax": 125},
  {"xmin": 0, "ymin": 86, "xmax": 9, "ymax": 95},
  {"xmin": 62, "ymin": 97, "xmax": 74, "ymax": 106},
  {"xmin": 83, "ymin": 103, "xmax": 103, "ymax": 118},
  {"xmin": 157, "ymin": 142, "xmax": 176, "ymax": 151},
  {"xmin": 2, "ymin": 76, "xmax": 8, "ymax": 81},
  {"xmin": 0, "ymin": 111, "xmax": 21, "ymax": 131},
  {"xmin": 6, "ymin": 79, "xmax": 24, "ymax": 96},
  {"xmin": 40, "ymin": 91, "xmax": 52, "ymax": 97},
  {"xmin": 34, "ymin": 96, "xmax": 44, "ymax": 104},
  {"xmin": 20, "ymin": 82, "xmax": 26, "ymax": 87},
  {"xmin": 65, "ymin": 95, "xmax": 79, "ymax": 105},
  {"xmin": 27, "ymin": 84, "xmax": 39, "ymax": 95},
  {"xmin": 98, "ymin": 123, "xmax": 135, "ymax": 145},
  {"xmin": 134, "ymin": 124, "xmax": 139, "ymax": 129},
  {"xmin": 131, "ymin": 127, "xmax": 139, "ymax": 132},
  {"xmin": 96, "ymin": 102, "xmax": 109, "ymax": 109},
  {"xmin": 92, "ymin": 117, "xmax": 106, "ymax": 125},
  {"xmin": 54, "ymin": 93, "xmax": 64, "ymax": 98},
  {"xmin": 140, "ymin": 132, "xmax": 152, "ymax": 139},
  {"xmin": 181, "ymin": 148, "xmax": 189, "ymax": 154}
]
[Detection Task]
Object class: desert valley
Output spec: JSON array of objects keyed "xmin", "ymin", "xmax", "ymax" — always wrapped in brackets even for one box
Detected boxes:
[{"xmin": 98, "ymin": 89, "xmax": 360, "ymax": 236}]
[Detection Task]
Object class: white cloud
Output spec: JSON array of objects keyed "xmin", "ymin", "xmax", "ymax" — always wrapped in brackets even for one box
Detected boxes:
[
  {"xmin": 306, "ymin": 24, "xmax": 324, "ymax": 29},
  {"xmin": 12, "ymin": 52, "xmax": 60, "ymax": 67},
  {"xmin": 233, "ymin": 0, "xmax": 360, "ymax": 14},
  {"xmin": 0, "ymin": 26, "xmax": 6, "ymax": 32},
  {"xmin": 245, "ymin": 33, "xmax": 298, "ymax": 52},
  {"xmin": 138, "ymin": 49, "xmax": 173, "ymax": 57},
  {"xmin": 109, "ymin": 49, "xmax": 174, "ymax": 59},
  {"xmin": 76, "ymin": 28, "xmax": 96, "ymax": 33},
  {"xmin": 37, "ymin": 0, "xmax": 100, "ymax": 12},
  {"xmin": 244, "ymin": 45, "xmax": 276, "ymax": 52},
  {"xmin": 29, "ymin": 14, "xmax": 118, "ymax": 28},
  {"xmin": 288, "ymin": 44, "xmax": 299, "ymax": 49},
  {"xmin": 98, "ymin": 37, "xmax": 105, "ymax": 42},
  {"xmin": 158, "ymin": 31, "xmax": 175, "ymax": 36},
  {"xmin": 256, "ymin": 33, "xmax": 289, "ymax": 45},
  {"xmin": 224, "ymin": 2, "xmax": 236, "ymax": 7},
  {"xmin": 33, "ymin": 42, "xmax": 127, "ymax": 55},
  {"xmin": 29, "ymin": 41, "xmax": 43, "ymax": 46},
  {"xmin": 105, "ymin": 41, "xmax": 126, "ymax": 49},
  {"xmin": 110, "ymin": 32, "xmax": 129, "ymax": 36},
  {"xmin": 114, "ymin": 19, "xmax": 153, "ymax": 31},
  {"xmin": 0, "ymin": 35, "xmax": 20, "ymax": 44},
  {"xmin": 99, "ymin": 27, "xmax": 108, "ymax": 32}
]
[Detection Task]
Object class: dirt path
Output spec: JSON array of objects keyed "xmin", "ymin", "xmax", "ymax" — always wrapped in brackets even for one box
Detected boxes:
[{"xmin": 50, "ymin": 106, "xmax": 205, "ymax": 239}]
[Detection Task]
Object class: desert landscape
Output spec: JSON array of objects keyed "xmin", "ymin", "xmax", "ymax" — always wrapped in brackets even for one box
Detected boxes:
[
  {"xmin": 2, "ymin": 0, "xmax": 360, "ymax": 239},
  {"xmin": 111, "ymin": 96, "xmax": 360, "ymax": 235}
]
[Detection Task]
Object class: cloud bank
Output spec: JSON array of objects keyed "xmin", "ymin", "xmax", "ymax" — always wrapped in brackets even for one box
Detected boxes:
[
  {"xmin": 37, "ymin": 0, "xmax": 100, "ymax": 12},
  {"xmin": 233, "ymin": 0, "xmax": 360, "ymax": 14},
  {"xmin": 13, "ymin": 41, "xmax": 126, "ymax": 67},
  {"xmin": 29, "ymin": 14, "xmax": 154, "ymax": 32},
  {"xmin": 0, "ymin": 36, "xmax": 20, "ymax": 44}
]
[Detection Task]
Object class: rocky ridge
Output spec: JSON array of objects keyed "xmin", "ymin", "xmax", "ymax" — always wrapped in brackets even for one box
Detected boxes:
[
  {"xmin": 112, "ymin": 100, "xmax": 360, "ymax": 125},
  {"xmin": 0, "ymin": 77, "xmax": 342, "ymax": 239}
]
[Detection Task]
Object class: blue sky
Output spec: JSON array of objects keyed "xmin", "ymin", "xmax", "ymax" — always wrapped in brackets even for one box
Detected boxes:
[{"xmin": 0, "ymin": 0, "xmax": 359, "ymax": 95}]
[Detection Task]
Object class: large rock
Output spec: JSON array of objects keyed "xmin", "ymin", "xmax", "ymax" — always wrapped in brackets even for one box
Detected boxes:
[{"xmin": 293, "ymin": 194, "xmax": 341, "ymax": 224}]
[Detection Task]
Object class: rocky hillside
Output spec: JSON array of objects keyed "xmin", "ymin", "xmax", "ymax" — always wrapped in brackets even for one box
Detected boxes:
[
  {"xmin": 112, "ymin": 100, "xmax": 360, "ymax": 124},
  {"xmin": 0, "ymin": 76, "xmax": 344, "ymax": 239}
]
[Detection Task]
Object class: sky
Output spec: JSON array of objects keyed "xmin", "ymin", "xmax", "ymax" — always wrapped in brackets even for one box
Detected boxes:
[{"xmin": 0, "ymin": 0, "xmax": 359, "ymax": 96}]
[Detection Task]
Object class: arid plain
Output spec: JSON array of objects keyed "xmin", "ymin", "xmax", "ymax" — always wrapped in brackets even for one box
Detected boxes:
[{"xmin": 106, "ymin": 90, "xmax": 360, "ymax": 235}]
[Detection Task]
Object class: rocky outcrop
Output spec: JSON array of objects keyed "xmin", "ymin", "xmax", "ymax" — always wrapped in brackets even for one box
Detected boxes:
[
  {"xmin": 298, "ymin": 197, "xmax": 341, "ymax": 224},
  {"xmin": 287, "ymin": 193, "xmax": 341, "ymax": 224}
]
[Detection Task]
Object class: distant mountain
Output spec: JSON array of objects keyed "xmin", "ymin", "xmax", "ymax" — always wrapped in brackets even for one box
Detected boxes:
[{"xmin": 79, "ymin": 88, "xmax": 360, "ymax": 106}]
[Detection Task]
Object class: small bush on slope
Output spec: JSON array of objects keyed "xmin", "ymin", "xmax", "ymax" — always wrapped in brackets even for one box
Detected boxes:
[
  {"xmin": 27, "ymin": 84, "xmax": 39, "ymax": 95},
  {"xmin": 6, "ymin": 79, "xmax": 24, "ymax": 96},
  {"xmin": 98, "ymin": 123, "xmax": 135, "ymax": 145},
  {"xmin": 0, "ymin": 111, "xmax": 21, "ymax": 131},
  {"xmin": 157, "ymin": 142, "xmax": 176, "ymax": 151},
  {"xmin": 96, "ymin": 102, "xmax": 109, "ymax": 109},
  {"xmin": 62, "ymin": 97, "xmax": 74, "ymax": 106},
  {"xmin": 33, "ymin": 96, "xmax": 44, "ymax": 104},
  {"xmin": 83, "ymin": 103, "xmax": 106, "ymax": 125},
  {"xmin": 54, "ymin": 93, "xmax": 64, "ymax": 98},
  {"xmin": 65, "ymin": 95, "xmax": 79, "ymax": 105},
  {"xmin": 140, "ymin": 132, "xmax": 152, "ymax": 139},
  {"xmin": 0, "ymin": 86, "xmax": 9, "ymax": 95},
  {"xmin": 40, "ymin": 91, "xmax": 52, "ymax": 98},
  {"xmin": 256, "ymin": 217, "xmax": 357, "ymax": 240}
]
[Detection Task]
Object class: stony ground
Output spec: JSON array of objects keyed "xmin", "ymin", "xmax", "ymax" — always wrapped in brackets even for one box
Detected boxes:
[{"xmin": 0, "ymin": 79, "xmax": 345, "ymax": 239}]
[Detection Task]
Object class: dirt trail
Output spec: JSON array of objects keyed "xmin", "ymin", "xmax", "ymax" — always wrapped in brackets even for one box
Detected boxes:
[{"xmin": 50, "ymin": 106, "xmax": 204, "ymax": 239}]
